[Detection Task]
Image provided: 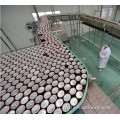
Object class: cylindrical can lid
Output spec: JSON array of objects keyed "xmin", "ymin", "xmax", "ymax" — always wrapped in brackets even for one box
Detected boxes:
[
  {"xmin": 53, "ymin": 75, "xmax": 59, "ymax": 80},
  {"xmin": 80, "ymin": 65, "xmax": 84, "ymax": 69},
  {"xmin": 41, "ymin": 100, "xmax": 49, "ymax": 109},
  {"xmin": 64, "ymin": 78, "xmax": 70, "ymax": 83},
  {"xmin": 58, "ymin": 76, "xmax": 64, "ymax": 82},
  {"xmin": 8, "ymin": 110, "xmax": 15, "ymax": 114},
  {"xmin": 47, "ymin": 104, "xmax": 55, "ymax": 113},
  {"xmin": 75, "ymin": 76, "xmax": 81, "ymax": 81},
  {"xmin": 70, "ymin": 80, "xmax": 76, "ymax": 86},
  {"xmin": 69, "ymin": 88, "xmax": 76, "ymax": 95},
  {"xmin": 52, "ymin": 87, "xmax": 59, "ymax": 94},
  {"xmin": 54, "ymin": 108, "xmax": 62, "ymax": 114},
  {"xmin": 64, "ymin": 73, "xmax": 69, "ymax": 78},
  {"xmin": 49, "ymin": 95, "xmax": 57, "ymax": 103},
  {"xmin": 76, "ymin": 91, "xmax": 83, "ymax": 99},
  {"xmin": 70, "ymin": 74, "xmax": 75, "ymax": 79},
  {"xmin": 76, "ymin": 84, "xmax": 83, "ymax": 90},
  {"xmin": 21, "ymin": 96, "xmax": 29, "ymax": 104},
  {"xmin": 63, "ymin": 94, "xmax": 71, "ymax": 102},
  {"xmin": 62, "ymin": 103, "xmax": 70, "ymax": 113},
  {"xmin": 80, "ymin": 79, "xmax": 87, "ymax": 85},
  {"xmin": 44, "ymin": 92, "xmax": 51, "ymax": 99},
  {"xmin": 35, "ymin": 95, "xmax": 43, "ymax": 103},
  {"xmin": 26, "ymin": 100, "xmax": 34, "ymax": 109},
  {"xmin": 45, "ymin": 85, "xmax": 52, "ymax": 91},
  {"xmin": 20, "ymin": 86, "xmax": 27, "ymax": 92},
  {"xmin": 2, "ymin": 93, "xmax": 10, "ymax": 101},
  {"xmin": 39, "ymin": 80, "xmax": 46, "ymax": 86},
  {"xmin": 57, "ymin": 90, "xmax": 65, "ymax": 98},
  {"xmin": 47, "ymin": 78, "xmax": 53, "ymax": 84},
  {"xmin": 23, "ymin": 110, "xmax": 31, "ymax": 114},
  {"xmin": 64, "ymin": 84, "xmax": 71, "ymax": 91},
  {"xmin": 15, "ymin": 93, "xmax": 23, "ymax": 100},
  {"xmin": 38, "ymin": 109, "xmax": 46, "ymax": 114},
  {"xmin": 75, "ymin": 69, "xmax": 80, "ymax": 74},
  {"xmin": 56, "ymin": 99, "xmax": 63, "ymax": 107},
  {"xmin": 59, "ymin": 71, "xmax": 64, "ymax": 76},
  {"xmin": 70, "ymin": 69, "xmax": 74, "ymax": 74},
  {"xmin": 30, "ymin": 92, "xmax": 37, "ymax": 100},
  {"xmin": 81, "ymin": 74, "xmax": 87, "ymax": 79},
  {"xmin": 38, "ymin": 87, "xmax": 44, "ymax": 93},
  {"xmin": 16, "ymin": 105, "xmax": 25, "ymax": 114},
  {"xmin": 0, "ymin": 106, "xmax": 10, "ymax": 114},
  {"xmin": 81, "ymin": 69, "xmax": 86, "ymax": 73},
  {"xmin": 31, "ymin": 76, "xmax": 37, "ymax": 80},
  {"xmin": 70, "ymin": 98, "xmax": 78, "ymax": 106},
  {"xmin": 32, "ymin": 104, "xmax": 40, "ymax": 114},
  {"xmin": 32, "ymin": 84, "xmax": 39, "ymax": 91},
  {"xmin": 11, "ymin": 101, "xmax": 19, "ymax": 110},
  {"xmin": 24, "ymin": 89, "xmax": 31, "ymax": 96},
  {"xmin": 49, "ymin": 72, "xmax": 54, "ymax": 77},
  {"xmin": 52, "ymin": 80, "xmax": 58, "ymax": 86},
  {"xmin": 58, "ymin": 82, "xmax": 64, "ymax": 88},
  {"xmin": 35, "ymin": 78, "xmax": 41, "ymax": 83}
]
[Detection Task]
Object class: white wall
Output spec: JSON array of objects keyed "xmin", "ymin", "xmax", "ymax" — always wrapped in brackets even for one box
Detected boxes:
[{"xmin": 1, "ymin": 5, "xmax": 35, "ymax": 54}]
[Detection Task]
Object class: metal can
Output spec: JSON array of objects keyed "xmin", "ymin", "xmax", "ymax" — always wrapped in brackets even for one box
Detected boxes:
[
  {"xmin": 70, "ymin": 97, "xmax": 78, "ymax": 106},
  {"xmin": 70, "ymin": 74, "xmax": 75, "ymax": 79},
  {"xmin": 58, "ymin": 76, "xmax": 64, "ymax": 82},
  {"xmin": 21, "ymin": 96, "xmax": 29, "ymax": 104},
  {"xmin": 47, "ymin": 78, "xmax": 53, "ymax": 84},
  {"xmin": 47, "ymin": 104, "xmax": 55, "ymax": 113},
  {"xmin": 2, "ymin": 93, "xmax": 10, "ymax": 101},
  {"xmin": 69, "ymin": 88, "xmax": 76, "ymax": 95},
  {"xmin": 63, "ymin": 94, "xmax": 71, "ymax": 102},
  {"xmin": 11, "ymin": 101, "xmax": 20, "ymax": 110},
  {"xmin": 0, "ymin": 106, "xmax": 10, "ymax": 114},
  {"xmin": 58, "ymin": 82, "xmax": 64, "ymax": 88},
  {"xmin": 38, "ymin": 87, "xmax": 44, "ymax": 93},
  {"xmin": 41, "ymin": 100, "xmax": 49, "ymax": 109},
  {"xmin": 5, "ymin": 97, "xmax": 14, "ymax": 106},
  {"xmin": 49, "ymin": 95, "xmax": 57, "ymax": 103},
  {"xmin": 45, "ymin": 85, "xmax": 52, "ymax": 91},
  {"xmin": 35, "ymin": 95, "xmax": 43, "ymax": 103},
  {"xmin": 24, "ymin": 89, "xmax": 31, "ymax": 96},
  {"xmin": 64, "ymin": 84, "xmax": 71, "ymax": 91},
  {"xmin": 44, "ymin": 92, "xmax": 51, "ymax": 99},
  {"xmin": 76, "ymin": 91, "xmax": 83, "ymax": 99},
  {"xmin": 54, "ymin": 108, "xmax": 62, "ymax": 114},
  {"xmin": 80, "ymin": 79, "xmax": 87, "ymax": 85},
  {"xmin": 52, "ymin": 80, "xmax": 58, "ymax": 86},
  {"xmin": 81, "ymin": 69, "xmax": 87, "ymax": 73},
  {"xmin": 70, "ymin": 80, "xmax": 76, "ymax": 86},
  {"xmin": 16, "ymin": 105, "xmax": 25, "ymax": 114},
  {"xmin": 26, "ymin": 100, "xmax": 34, "ymax": 109},
  {"xmin": 39, "ymin": 80, "xmax": 46, "ymax": 86},
  {"xmin": 76, "ymin": 84, "xmax": 83, "ymax": 90},
  {"xmin": 52, "ymin": 87, "xmax": 59, "ymax": 94},
  {"xmin": 62, "ymin": 103, "xmax": 71, "ymax": 113},
  {"xmin": 57, "ymin": 90, "xmax": 65, "ymax": 98},
  {"xmin": 23, "ymin": 110, "xmax": 31, "ymax": 114},
  {"xmin": 75, "ymin": 76, "xmax": 81, "ymax": 81},
  {"xmin": 30, "ymin": 92, "xmax": 37, "ymax": 100},
  {"xmin": 38, "ymin": 109, "xmax": 46, "ymax": 114},
  {"xmin": 56, "ymin": 99, "xmax": 63, "ymax": 107},
  {"xmin": 81, "ymin": 74, "xmax": 87, "ymax": 79},
  {"xmin": 64, "ymin": 78, "xmax": 70, "ymax": 83},
  {"xmin": 15, "ymin": 93, "xmax": 23, "ymax": 100},
  {"xmin": 32, "ymin": 104, "xmax": 40, "ymax": 114}
]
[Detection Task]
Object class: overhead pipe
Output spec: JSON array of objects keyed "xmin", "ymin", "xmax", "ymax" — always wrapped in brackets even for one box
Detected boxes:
[
  {"xmin": 33, "ymin": 5, "xmax": 40, "ymax": 21},
  {"xmin": 0, "ymin": 36, "xmax": 13, "ymax": 52},
  {"xmin": 0, "ymin": 28, "xmax": 17, "ymax": 50}
]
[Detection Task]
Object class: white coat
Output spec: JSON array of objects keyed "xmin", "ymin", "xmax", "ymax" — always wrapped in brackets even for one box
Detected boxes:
[{"xmin": 99, "ymin": 46, "xmax": 111, "ymax": 69}]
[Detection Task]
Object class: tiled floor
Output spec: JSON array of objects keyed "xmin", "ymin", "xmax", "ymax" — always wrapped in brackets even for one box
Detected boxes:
[{"xmin": 81, "ymin": 82, "xmax": 120, "ymax": 114}]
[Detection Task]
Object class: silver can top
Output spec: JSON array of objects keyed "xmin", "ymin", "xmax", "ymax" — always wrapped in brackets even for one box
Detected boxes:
[
  {"xmin": 41, "ymin": 100, "xmax": 49, "ymax": 109},
  {"xmin": 47, "ymin": 104, "xmax": 55, "ymax": 113},
  {"xmin": 63, "ymin": 94, "xmax": 71, "ymax": 102},
  {"xmin": 56, "ymin": 99, "xmax": 63, "ymax": 107},
  {"xmin": 57, "ymin": 90, "xmax": 65, "ymax": 98},
  {"xmin": 70, "ymin": 98, "xmax": 78, "ymax": 106}
]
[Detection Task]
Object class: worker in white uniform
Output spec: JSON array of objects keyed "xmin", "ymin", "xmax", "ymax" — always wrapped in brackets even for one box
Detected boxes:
[{"xmin": 99, "ymin": 41, "xmax": 111, "ymax": 71}]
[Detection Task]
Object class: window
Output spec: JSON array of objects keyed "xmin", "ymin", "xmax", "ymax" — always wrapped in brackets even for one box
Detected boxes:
[
  {"xmin": 101, "ymin": 8, "xmax": 113, "ymax": 18},
  {"xmin": 32, "ymin": 11, "xmax": 61, "ymax": 21}
]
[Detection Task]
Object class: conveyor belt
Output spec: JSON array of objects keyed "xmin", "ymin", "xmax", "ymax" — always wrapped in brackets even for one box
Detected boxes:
[
  {"xmin": 48, "ymin": 13, "xmax": 120, "ymax": 39},
  {"xmin": 0, "ymin": 16, "xmax": 88, "ymax": 114}
]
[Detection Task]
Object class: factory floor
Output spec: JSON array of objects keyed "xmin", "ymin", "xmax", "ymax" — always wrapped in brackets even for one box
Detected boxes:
[{"xmin": 66, "ymin": 31, "xmax": 120, "ymax": 111}]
